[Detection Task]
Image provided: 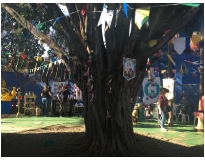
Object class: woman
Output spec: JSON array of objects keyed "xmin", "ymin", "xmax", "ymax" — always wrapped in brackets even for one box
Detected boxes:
[
  {"xmin": 41, "ymin": 85, "xmax": 55, "ymax": 116},
  {"xmin": 158, "ymin": 88, "xmax": 169, "ymax": 132}
]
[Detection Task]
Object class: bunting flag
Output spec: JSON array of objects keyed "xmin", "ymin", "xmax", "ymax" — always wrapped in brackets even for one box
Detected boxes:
[
  {"xmin": 106, "ymin": 10, "xmax": 114, "ymax": 28},
  {"xmin": 167, "ymin": 55, "xmax": 176, "ymax": 66},
  {"xmin": 12, "ymin": 28, "xmax": 24, "ymax": 34},
  {"xmin": 123, "ymin": 57, "xmax": 136, "ymax": 81},
  {"xmin": 81, "ymin": 6, "xmax": 86, "ymax": 15},
  {"xmin": 148, "ymin": 40, "xmax": 157, "ymax": 47},
  {"xmin": 142, "ymin": 77, "xmax": 161, "ymax": 105},
  {"xmin": 163, "ymin": 78, "xmax": 174, "ymax": 100},
  {"xmin": 97, "ymin": 11, "xmax": 105, "ymax": 26},
  {"xmin": 97, "ymin": 10, "xmax": 114, "ymax": 28},
  {"xmin": 123, "ymin": 3, "xmax": 128, "ymax": 18},
  {"xmin": 53, "ymin": 15, "xmax": 65, "ymax": 26},
  {"xmin": 174, "ymin": 37, "xmax": 186, "ymax": 55},
  {"xmin": 191, "ymin": 35, "xmax": 201, "ymax": 44},
  {"xmin": 190, "ymin": 38, "xmax": 200, "ymax": 51},
  {"xmin": 135, "ymin": 6, "xmax": 150, "ymax": 29},
  {"xmin": 129, "ymin": 18, "xmax": 132, "ymax": 37},
  {"xmin": 36, "ymin": 23, "xmax": 44, "ymax": 33},
  {"xmin": 1, "ymin": 30, "xmax": 7, "ymax": 38},
  {"xmin": 181, "ymin": 3, "xmax": 200, "ymax": 7}
]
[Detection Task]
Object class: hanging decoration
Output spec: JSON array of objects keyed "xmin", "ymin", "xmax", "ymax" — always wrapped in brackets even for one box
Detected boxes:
[
  {"xmin": 148, "ymin": 40, "xmax": 157, "ymax": 48},
  {"xmin": 81, "ymin": 6, "xmax": 86, "ymax": 15},
  {"xmin": 97, "ymin": 10, "xmax": 114, "ymax": 28},
  {"xmin": 12, "ymin": 28, "xmax": 24, "ymax": 34},
  {"xmin": 135, "ymin": 6, "xmax": 150, "ymax": 30},
  {"xmin": 155, "ymin": 50, "xmax": 163, "ymax": 57},
  {"xmin": 142, "ymin": 77, "xmax": 161, "ymax": 105},
  {"xmin": 129, "ymin": 18, "xmax": 132, "ymax": 37},
  {"xmin": 21, "ymin": 54, "xmax": 27, "ymax": 60},
  {"xmin": 190, "ymin": 38, "xmax": 200, "ymax": 52},
  {"xmin": 190, "ymin": 35, "xmax": 201, "ymax": 44},
  {"xmin": 123, "ymin": 57, "xmax": 136, "ymax": 81},
  {"xmin": 180, "ymin": 3, "xmax": 200, "ymax": 7},
  {"xmin": 174, "ymin": 37, "xmax": 186, "ymax": 55},
  {"xmin": 106, "ymin": 110, "xmax": 110, "ymax": 119},
  {"xmin": 123, "ymin": 3, "xmax": 128, "ymax": 18}
]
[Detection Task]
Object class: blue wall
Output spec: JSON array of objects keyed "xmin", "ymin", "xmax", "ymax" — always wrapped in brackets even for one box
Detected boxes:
[{"xmin": 1, "ymin": 71, "xmax": 43, "ymax": 105}]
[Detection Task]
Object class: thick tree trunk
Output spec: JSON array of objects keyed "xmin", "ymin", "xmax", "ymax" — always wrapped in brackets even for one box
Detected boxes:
[{"xmin": 71, "ymin": 68, "xmax": 145, "ymax": 156}]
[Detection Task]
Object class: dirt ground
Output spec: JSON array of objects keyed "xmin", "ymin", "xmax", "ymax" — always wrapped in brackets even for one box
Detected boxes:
[{"xmin": 1, "ymin": 125, "xmax": 204, "ymax": 157}]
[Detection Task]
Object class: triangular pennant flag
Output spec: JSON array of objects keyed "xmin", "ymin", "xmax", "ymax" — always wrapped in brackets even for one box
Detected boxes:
[
  {"xmin": 148, "ymin": 40, "xmax": 157, "ymax": 47},
  {"xmin": 129, "ymin": 18, "xmax": 132, "ymax": 37},
  {"xmin": 190, "ymin": 38, "xmax": 200, "ymax": 51},
  {"xmin": 12, "ymin": 28, "xmax": 24, "ymax": 34},
  {"xmin": 123, "ymin": 3, "xmax": 128, "ymax": 18},
  {"xmin": 174, "ymin": 37, "xmax": 186, "ymax": 55},
  {"xmin": 1, "ymin": 30, "xmax": 7, "ymax": 38},
  {"xmin": 191, "ymin": 35, "xmax": 201, "ymax": 44},
  {"xmin": 181, "ymin": 3, "xmax": 200, "ymax": 7},
  {"xmin": 81, "ymin": 6, "xmax": 86, "ymax": 15},
  {"xmin": 36, "ymin": 23, "xmax": 44, "ymax": 33},
  {"xmin": 161, "ymin": 70, "xmax": 166, "ymax": 74},
  {"xmin": 135, "ymin": 6, "xmax": 150, "ymax": 29},
  {"xmin": 105, "ymin": 10, "xmax": 114, "ymax": 28},
  {"xmin": 97, "ymin": 11, "xmax": 105, "ymax": 26},
  {"xmin": 167, "ymin": 55, "xmax": 175, "ymax": 66}
]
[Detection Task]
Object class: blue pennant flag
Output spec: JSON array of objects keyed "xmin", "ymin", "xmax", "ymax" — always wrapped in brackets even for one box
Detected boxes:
[{"xmin": 123, "ymin": 3, "xmax": 128, "ymax": 18}]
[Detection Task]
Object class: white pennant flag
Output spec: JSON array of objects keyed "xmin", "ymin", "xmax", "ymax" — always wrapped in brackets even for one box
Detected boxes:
[
  {"xmin": 105, "ymin": 10, "xmax": 114, "ymax": 28},
  {"xmin": 174, "ymin": 37, "xmax": 186, "ymax": 55},
  {"xmin": 97, "ymin": 11, "xmax": 105, "ymax": 26},
  {"xmin": 129, "ymin": 18, "xmax": 132, "ymax": 37}
]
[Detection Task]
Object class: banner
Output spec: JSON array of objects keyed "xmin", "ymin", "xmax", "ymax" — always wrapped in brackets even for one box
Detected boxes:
[
  {"xmin": 123, "ymin": 57, "xmax": 136, "ymax": 81},
  {"xmin": 142, "ymin": 77, "xmax": 161, "ymax": 105},
  {"xmin": 162, "ymin": 78, "xmax": 174, "ymax": 100},
  {"xmin": 52, "ymin": 80, "xmax": 68, "ymax": 97}
]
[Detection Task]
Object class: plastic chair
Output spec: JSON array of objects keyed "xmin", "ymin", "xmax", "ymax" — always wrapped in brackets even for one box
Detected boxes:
[
  {"xmin": 172, "ymin": 103, "xmax": 179, "ymax": 123},
  {"xmin": 178, "ymin": 106, "xmax": 190, "ymax": 124}
]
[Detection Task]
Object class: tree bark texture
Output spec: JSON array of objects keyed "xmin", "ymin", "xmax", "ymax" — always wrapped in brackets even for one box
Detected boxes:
[{"xmin": 2, "ymin": 3, "xmax": 203, "ymax": 156}]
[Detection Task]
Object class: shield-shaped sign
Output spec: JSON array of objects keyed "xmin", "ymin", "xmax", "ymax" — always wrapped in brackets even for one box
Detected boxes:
[
  {"xmin": 174, "ymin": 37, "xmax": 186, "ymax": 55},
  {"xmin": 123, "ymin": 57, "xmax": 136, "ymax": 81}
]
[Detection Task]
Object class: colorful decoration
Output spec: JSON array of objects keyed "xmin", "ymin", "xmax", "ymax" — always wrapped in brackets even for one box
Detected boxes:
[
  {"xmin": 190, "ymin": 38, "xmax": 200, "ymax": 52},
  {"xmin": 123, "ymin": 3, "xmax": 128, "ymax": 18},
  {"xmin": 81, "ymin": 6, "xmax": 86, "ymax": 15},
  {"xmin": 123, "ymin": 57, "xmax": 136, "ymax": 81},
  {"xmin": 181, "ymin": 3, "xmax": 200, "ymax": 7},
  {"xmin": 21, "ymin": 54, "xmax": 27, "ymax": 60},
  {"xmin": 142, "ymin": 77, "xmax": 161, "ymax": 105},
  {"xmin": 135, "ymin": 6, "xmax": 150, "ymax": 29},
  {"xmin": 148, "ymin": 40, "xmax": 157, "ymax": 47}
]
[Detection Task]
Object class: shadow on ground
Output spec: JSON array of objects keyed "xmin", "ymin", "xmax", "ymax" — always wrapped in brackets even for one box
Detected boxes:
[{"xmin": 1, "ymin": 127, "xmax": 204, "ymax": 157}]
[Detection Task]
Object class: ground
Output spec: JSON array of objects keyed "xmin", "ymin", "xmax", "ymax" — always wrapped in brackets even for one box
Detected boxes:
[{"xmin": 1, "ymin": 124, "xmax": 204, "ymax": 157}]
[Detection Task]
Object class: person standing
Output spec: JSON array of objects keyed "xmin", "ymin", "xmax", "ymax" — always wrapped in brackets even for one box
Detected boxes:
[
  {"xmin": 57, "ymin": 86, "xmax": 70, "ymax": 117},
  {"xmin": 158, "ymin": 88, "xmax": 169, "ymax": 132},
  {"xmin": 41, "ymin": 85, "xmax": 55, "ymax": 116}
]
